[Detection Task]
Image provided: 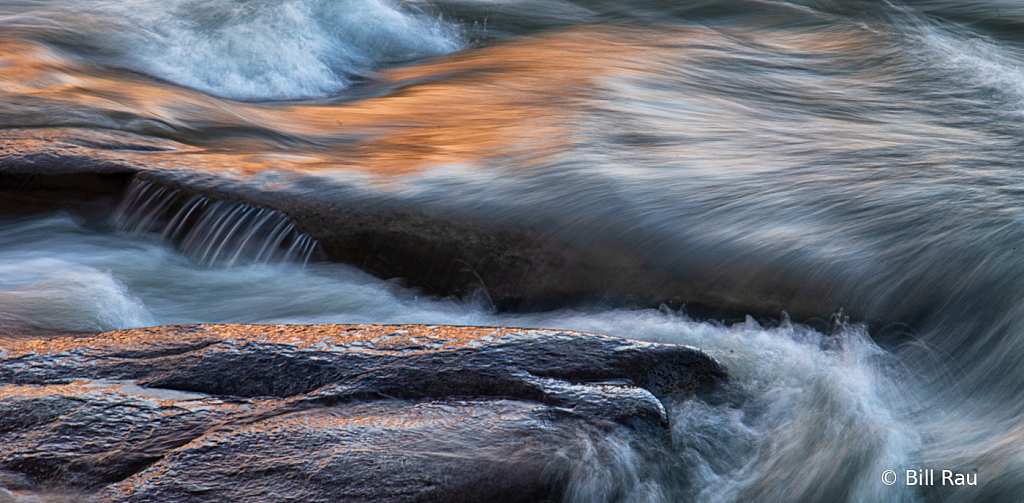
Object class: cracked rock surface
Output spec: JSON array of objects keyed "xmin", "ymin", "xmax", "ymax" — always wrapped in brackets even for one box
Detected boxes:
[{"xmin": 0, "ymin": 324, "xmax": 725, "ymax": 502}]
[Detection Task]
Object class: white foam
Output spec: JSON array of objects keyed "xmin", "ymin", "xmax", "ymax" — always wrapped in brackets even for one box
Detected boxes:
[
  {"xmin": 0, "ymin": 214, "xmax": 922, "ymax": 501},
  {"xmin": 0, "ymin": 214, "xmax": 487, "ymax": 328},
  {"xmin": 505, "ymin": 309, "xmax": 919, "ymax": 502},
  {"xmin": 2, "ymin": 0, "xmax": 464, "ymax": 100},
  {"xmin": 879, "ymin": 2, "xmax": 1024, "ymax": 114},
  {"xmin": 0, "ymin": 259, "xmax": 155, "ymax": 332}
]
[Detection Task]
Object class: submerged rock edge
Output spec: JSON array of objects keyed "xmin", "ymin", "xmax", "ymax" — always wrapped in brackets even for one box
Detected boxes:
[{"xmin": 0, "ymin": 147, "xmax": 840, "ymax": 320}]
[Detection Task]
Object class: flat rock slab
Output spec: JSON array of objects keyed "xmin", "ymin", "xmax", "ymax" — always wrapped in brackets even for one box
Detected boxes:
[{"xmin": 0, "ymin": 324, "xmax": 726, "ymax": 502}]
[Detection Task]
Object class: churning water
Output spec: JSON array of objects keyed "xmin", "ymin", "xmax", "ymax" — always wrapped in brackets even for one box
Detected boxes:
[{"xmin": 3, "ymin": 0, "xmax": 1024, "ymax": 501}]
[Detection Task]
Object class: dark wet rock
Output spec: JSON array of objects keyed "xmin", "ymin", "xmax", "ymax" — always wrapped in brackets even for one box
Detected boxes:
[
  {"xmin": 136, "ymin": 170, "xmax": 836, "ymax": 319},
  {"xmin": 0, "ymin": 380, "xmax": 253, "ymax": 489},
  {"xmin": 0, "ymin": 471, "xmax": 33, "ymax": 491},
  {"xmin": 129, "ymin": 170, "xmax": 700, "ymax": 314},
  {"xmin": 0, "ymin": 138, "xmax": 836, "ymax": 320},
  {"xmin": 0, "ymin": 324, "xmax": 726, "ymax": 502},
  {"xmin": 0, "ymin": 138, "xmax": 138, "ymax": 218},
  {"xmin": 101, "ymin": 400, "xmax": 604, "ymax": 503},
  {"xmin": 2, "ymin": 325, "xmax": 725, "ymax": 405},
  {"xmin": 0, "ymin": 166, "xmax": 134, "ymax": 219}
]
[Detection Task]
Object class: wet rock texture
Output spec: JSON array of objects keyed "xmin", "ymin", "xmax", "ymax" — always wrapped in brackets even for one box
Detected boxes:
[
  {"xmin": 0, "ymin": 324, "xmax": 726, "ymax": 502},
  {"xmin": 0, "ymin": 140, "xmax": 833, "ymax": 321}
]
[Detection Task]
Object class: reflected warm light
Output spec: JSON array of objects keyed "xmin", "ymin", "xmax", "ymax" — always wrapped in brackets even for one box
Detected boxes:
[
  {"xmin": 2, "ymin": 323, "xmax": 539, "ymax": 357},
  {"xmin": 4, "ymin": 24, "xmax": 965, "ymax": 180}
]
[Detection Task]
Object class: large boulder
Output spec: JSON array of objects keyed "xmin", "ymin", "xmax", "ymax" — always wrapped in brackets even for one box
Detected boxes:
[{"xmin": 0, "ymin": 324, "xmax": 726, "ymax": 502}]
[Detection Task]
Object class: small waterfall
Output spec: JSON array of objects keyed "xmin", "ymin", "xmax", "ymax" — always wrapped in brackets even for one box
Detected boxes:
[{"xmin": 113, "ymin": 179, "xmax": 321, "ymax": 267}]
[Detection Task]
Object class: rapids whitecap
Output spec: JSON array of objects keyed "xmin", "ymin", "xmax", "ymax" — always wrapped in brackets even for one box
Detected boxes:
[{"xmin": 3, "ymin": 0, "xmax": 1024, "ymax": 501}]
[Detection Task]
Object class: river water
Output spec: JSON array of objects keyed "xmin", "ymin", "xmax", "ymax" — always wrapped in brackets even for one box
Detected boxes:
[{"xmin": 2, "ymin": 0, "xmax": 1024, "ymax": 501}]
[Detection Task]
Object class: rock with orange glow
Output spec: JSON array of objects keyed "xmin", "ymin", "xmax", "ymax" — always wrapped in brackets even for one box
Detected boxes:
[
  {"xmin": 0, "ymin": 324, "xmax": 725, "ymax": 502},
  {"xmin": 100, "ymin": 400, "xmax": 637, "ymax": 503},
  {"xmin": 2, "ymin": 324, "xmax": 725, "ymax": 405},
  {"xmin": 0, "ymin": 379, "xmax": 257, "ymax": 489}
]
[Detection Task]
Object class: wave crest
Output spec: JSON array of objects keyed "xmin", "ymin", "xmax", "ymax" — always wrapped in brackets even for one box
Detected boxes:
[{"xmin": 2, "ymin": 0, "xmax": 464, "ymax": 100}]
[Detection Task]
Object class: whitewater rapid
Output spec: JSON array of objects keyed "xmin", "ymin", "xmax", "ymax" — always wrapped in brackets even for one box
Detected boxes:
[
  {"xmin": 0, "ymin": 212, "xmax": 919, "ymax": 502},
  {"xmin": 4, "ymin": 0, "xmax": 1024, "ymax": 501}
]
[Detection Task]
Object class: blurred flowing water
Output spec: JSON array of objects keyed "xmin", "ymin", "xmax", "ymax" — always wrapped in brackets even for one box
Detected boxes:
[{"xmin": 3, "ymin": 0, "xmax": 1024, "ymax": 501}]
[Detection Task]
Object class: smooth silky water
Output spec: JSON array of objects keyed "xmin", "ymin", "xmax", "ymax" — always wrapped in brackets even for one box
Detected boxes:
[{"xmin": 3, "ymin": 0, "xmax": 1024, "ymax": 501}]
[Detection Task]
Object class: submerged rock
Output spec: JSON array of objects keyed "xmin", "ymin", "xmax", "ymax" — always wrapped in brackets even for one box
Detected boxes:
[
  {"xmin": 0, "ymin": 132, "xmax": 836, "ymax": 321},
  {"xmin": 0, "ymin": 324, "xmax": 726, "ymax": 502}
]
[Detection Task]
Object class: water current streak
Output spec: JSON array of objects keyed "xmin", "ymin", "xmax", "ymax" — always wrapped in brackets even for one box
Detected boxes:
[
  {"xmin": 114, "ymin": 179, "xmax": 320, "ymax": 267},
  {"xmin": 6, "ymin": 0, "xmax": 1024, "ymax": 500}
]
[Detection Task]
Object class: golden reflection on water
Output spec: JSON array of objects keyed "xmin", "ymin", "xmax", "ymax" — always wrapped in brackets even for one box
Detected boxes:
[{"xmin": 1, "ymin": 24, "xmax": 931, "ymax": 180}]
